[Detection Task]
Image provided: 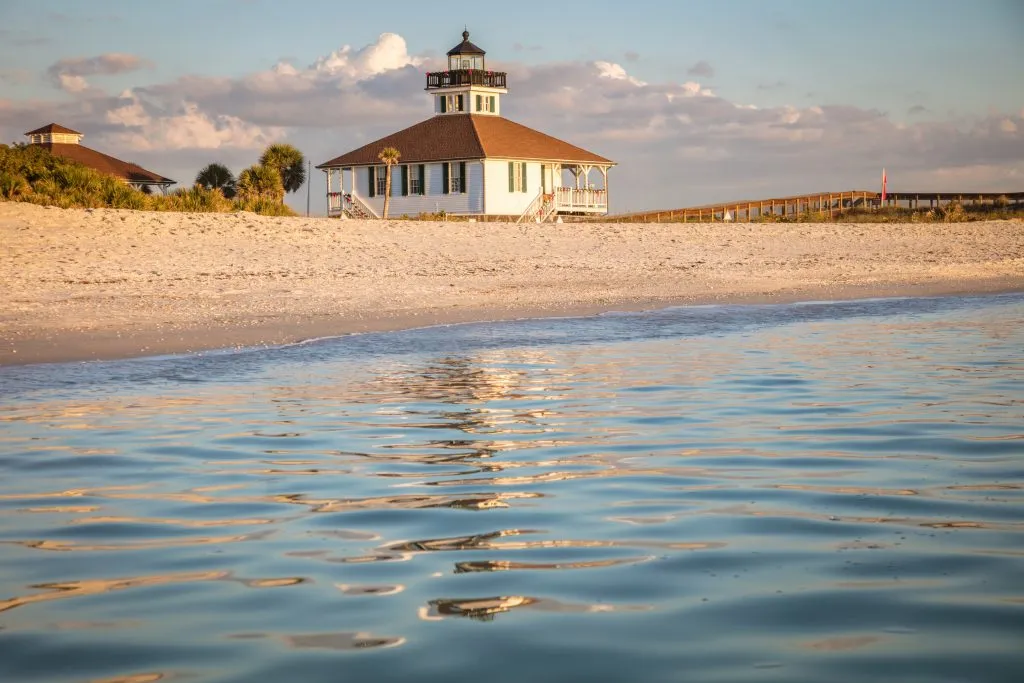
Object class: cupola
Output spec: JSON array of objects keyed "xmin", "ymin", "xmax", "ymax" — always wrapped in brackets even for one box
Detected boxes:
[
  {"xmin": 24, "ymin": 123, "xmax": 84, "ymax": 145},
  {"xmin": 425, "ymin": 30, "xmax": 507, "ymax": 116}
]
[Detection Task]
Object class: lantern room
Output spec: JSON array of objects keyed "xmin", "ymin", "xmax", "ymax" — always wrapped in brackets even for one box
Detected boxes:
[{"xmin": 448, "ymin": 30, "xmax": 486, "ymax": 70}]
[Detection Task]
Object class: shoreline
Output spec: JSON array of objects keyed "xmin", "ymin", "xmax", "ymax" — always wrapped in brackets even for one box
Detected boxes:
[
  {"xmin": 2, "ymin": 203, "xmax": 1022, "ymax": 366},
  {"xmin": 5, "ymin": 279, "xmax": 1021, "ymax": 367}
]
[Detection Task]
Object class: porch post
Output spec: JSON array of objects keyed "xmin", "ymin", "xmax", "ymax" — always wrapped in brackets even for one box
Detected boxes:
[{"xmin": 600, "ymin": 166, "xmax": 609, "ymax": 214}]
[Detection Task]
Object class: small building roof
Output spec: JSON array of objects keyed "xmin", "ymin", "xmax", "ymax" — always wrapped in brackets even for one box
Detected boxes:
[
  {"xmin": 447, "ymin": 30, "xmax": 485, "ymax": 56},
  {"xmin": 317, "ymin": 114, "xmax": 613, "ymax": 168},
  {"xmin": 35, "ymin": 142, "xmax": 175, "ymax": 185},
  {"xmin": 25, "ymin": 122, "xmax": 82, "ymax": 136}
]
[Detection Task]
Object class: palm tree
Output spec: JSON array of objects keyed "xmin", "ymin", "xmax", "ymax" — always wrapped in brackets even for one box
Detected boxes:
[
  {"xmin": 259, "ymin": 143, "xmax": 305, "ymax": 201},
  {"xmin": 236, "ymin": 164, "xmax": 283, "ymax": 202},
  {"xmin": 195, "ymin": 162, "xmax": 237, "ymax": 199},
  {"xmin": 378, "ymin": 146, "xmax": 401, "ymax": 219}
]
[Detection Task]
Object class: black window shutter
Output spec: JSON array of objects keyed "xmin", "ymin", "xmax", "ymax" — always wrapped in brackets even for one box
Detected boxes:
[
  {"xmin": 459, "ymin": 162, "xmax": 466, "ymax": 194},
  {"xmin": 440, "ymin": 96, "xmax": 447, "ymax": 113},
  {"xmin": 508, "ymin": 161, "xmax": 514, "ymax": 192},
  {"xmin": 368, "ymin": 167, "xmax": 375, "ymax": 197},
  {"xmin": 442, "ymin": 163, "xmax": 449, "ymax": 195},
  {"xmin": 476, "ymin": 94, "xmax": 482, "ymax": 111},
  {"xmin": 521, "ymin": 162, "xmax": 528, "ymax": 192},
  {"xmin": 490, "ymin": 96, "xmax": 496, "ymax": 112},
  {"xmin": 401, "ymin": 165, "xmax": 409, "ymax": 196},
  {"xmin": 457, "ymin": 94, "xmax": 464, "ymax": 111},
  {"xmin": 418, "ymin": 165, "xmax": 425, "ymax": 195}
]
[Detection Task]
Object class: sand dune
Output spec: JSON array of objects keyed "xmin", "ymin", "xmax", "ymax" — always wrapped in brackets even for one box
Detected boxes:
[{"xmin": 1, "ymin": 202, "xmax": 1022, "ymax": 364}]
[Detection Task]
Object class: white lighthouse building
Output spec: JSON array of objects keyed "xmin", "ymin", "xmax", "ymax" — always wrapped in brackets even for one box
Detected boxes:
[{"xmin": 317, "ymin": 30, "xmax": 614, "ymax": 221}]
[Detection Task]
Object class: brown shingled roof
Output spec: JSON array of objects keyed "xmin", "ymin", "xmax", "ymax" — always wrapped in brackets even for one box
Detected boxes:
[
  {"xmin": 317, "ymin": 114, "xmax": 612, "ymax": 168},
  {"xmin": 36, "ymin": 143, "xmax": 175, "ymax": 185},
  {"xmin": 25, "ymin": 123, "xmax": 82, "ymax": 136}
]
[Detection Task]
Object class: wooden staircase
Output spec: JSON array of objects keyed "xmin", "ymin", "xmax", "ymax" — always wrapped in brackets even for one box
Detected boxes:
[
  {"xmin": 516, "ymin": 190, "xmax": 557, "ymax": 224},
  {"xmin": 345, "ymin": 193, "xmax": 379, "ymax": 219}
]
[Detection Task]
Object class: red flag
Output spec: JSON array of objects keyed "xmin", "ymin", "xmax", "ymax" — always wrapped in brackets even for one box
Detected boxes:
[{"xmin": 881, "ymin": 168, "xmax": 887, "ymax": 203}]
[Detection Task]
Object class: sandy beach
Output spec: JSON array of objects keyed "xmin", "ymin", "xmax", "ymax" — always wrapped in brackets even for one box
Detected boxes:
[{"xmin": 1, "ymin": 202, "xmax": 1022, "ymax": 365}]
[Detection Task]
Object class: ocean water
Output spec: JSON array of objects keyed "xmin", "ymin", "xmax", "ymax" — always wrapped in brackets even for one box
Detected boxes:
[{"xmin": 1, "ymin": 294, "xmax": 1023, "ymax": 683}]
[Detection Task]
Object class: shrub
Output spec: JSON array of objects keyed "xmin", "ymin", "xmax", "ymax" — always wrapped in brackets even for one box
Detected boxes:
[
  {"xmin": 0, "ymin": 172, "xmax": 31, "ymax": 200},
  {"xmin": 234, "ymin": 197, "xmax": 297, "ymax": 216},
  {"xmin": 940, "ymin": 201, "xmax": 967, "ymax": 222},
  {"xmin": 236, "ymin": 164, "xmax": 283, "ymax": 202}
]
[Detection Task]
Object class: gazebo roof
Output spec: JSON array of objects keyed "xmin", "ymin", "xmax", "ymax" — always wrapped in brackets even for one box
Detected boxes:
[
  {"xmin": 33, "ymin": 142, "xmax": 175, "ymax": 185},
  {"xmin": 25, "ymin": 122, "xmax": 82, "ymax": 136}
]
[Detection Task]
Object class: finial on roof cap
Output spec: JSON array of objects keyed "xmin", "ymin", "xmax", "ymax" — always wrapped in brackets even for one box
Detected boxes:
[{"xmin": 463, "ymin": 29, "xmax": 470, "ymax": 41}]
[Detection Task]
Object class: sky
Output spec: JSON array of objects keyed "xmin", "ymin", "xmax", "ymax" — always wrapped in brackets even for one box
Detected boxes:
[{"xmin": 1, "ymin": 0, "xmax": 1022, "ymax": 214}]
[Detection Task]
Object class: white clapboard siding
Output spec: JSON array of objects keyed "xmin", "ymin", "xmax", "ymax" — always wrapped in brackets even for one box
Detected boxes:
[
  {"xmin": 483, "ymin": 160, "xmax": 550, "ymax": 216},
  {"xmin": 353, "ymin": 162, "xmax": 483, "ymax": 217}
]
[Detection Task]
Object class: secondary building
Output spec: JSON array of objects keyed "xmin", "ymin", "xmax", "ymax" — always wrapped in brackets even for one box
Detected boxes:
[
  {"xmin": 316, "ymin": 31, "xmax": 614, "ymax": 221},
  {"xmin": 25, "ymin": 123, "xmax": 175, "ymax": 192}
]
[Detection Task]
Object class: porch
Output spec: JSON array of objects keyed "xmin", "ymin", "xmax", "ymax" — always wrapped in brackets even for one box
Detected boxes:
[{"xmin": 327, "ymin": 190, "xmax": 377, "ymax": 219}]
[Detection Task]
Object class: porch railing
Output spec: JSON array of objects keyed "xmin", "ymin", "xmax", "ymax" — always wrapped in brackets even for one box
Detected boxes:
[
  {"xmin": 556, "ymin": 187, "xmax": 608, "ymax": 212},
  {"xmin": 426, "ymin": 70, "xmax": 507, "ymax": 90},
  {"xmin": 327, "ymin": 191, "xmax": 379, "ymax": 219},
  {"xmin": 327, "ymin": 191, "xmax": 343, "ymax": 215}
]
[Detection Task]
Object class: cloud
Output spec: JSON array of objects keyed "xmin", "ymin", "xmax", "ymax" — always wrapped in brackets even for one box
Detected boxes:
[
  {"xmin": 907, "ymin": 104, "xmax": 929, "ymax": 116},
  {"xmin": 0, "ymin": 29, "xmax": 50, "ymax": 47},
  {"xmin": 309, "ymin": 33, "xmax": 423, "ymax": 81},
  {"xmin": 3, "ymin": 31, "xmax": 1022, "ymax": 211},
  {"xmin": 47, "ymin": 53, "xmax": 151, "ymax": 92},
  {"xmin": 595, "ymin": 61, "xmax": 647, "ymax": 87},
  {"xmin": 105, "ymin": 92, "xmax": 284, "ymax": 151},
  {"xmin": 0, "ymin": 68, "xmax": 34, "ymax": 86},
  {"xmin": 687, "ymin": 60, "xmax": 715, "ymax": 78}
]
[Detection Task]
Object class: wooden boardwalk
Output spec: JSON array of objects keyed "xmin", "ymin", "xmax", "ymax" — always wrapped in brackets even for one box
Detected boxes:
[{"xmin": 588, "ymin": 190, "xmax": 1024, "ymax": 223}]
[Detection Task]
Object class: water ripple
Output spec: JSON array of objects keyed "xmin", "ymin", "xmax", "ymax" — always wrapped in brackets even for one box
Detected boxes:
[{"xmin": 1, "ymin": 294, "xmax": 1023, "ymax": 682}]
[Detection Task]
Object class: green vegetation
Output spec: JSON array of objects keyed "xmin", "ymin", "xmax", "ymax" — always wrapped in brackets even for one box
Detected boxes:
[
  {"xmin": 259, "ymin": 143, "xmax": 306, "ymax": 200},
  {"xmin": 195, "ymin": 162, "xmax": 237, "ymax": 199},
  {"xmin": 0, "ymin": 143, "xmax": 296, "ymax": 216}
]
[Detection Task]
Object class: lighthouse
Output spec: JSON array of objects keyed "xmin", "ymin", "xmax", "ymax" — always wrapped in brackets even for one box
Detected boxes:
[{"xmin": 317, "ymin": 30, "xmax": 614, "ymax": 221}]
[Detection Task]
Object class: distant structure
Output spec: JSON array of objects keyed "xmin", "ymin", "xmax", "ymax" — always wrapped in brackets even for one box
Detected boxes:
[
  {"xmin": 25, "ymin": 123, "xmax": 175, "ymax": 193},
  {"xmin": 317, "ymin": 30, "xmax": 614, "ymax": 221}
]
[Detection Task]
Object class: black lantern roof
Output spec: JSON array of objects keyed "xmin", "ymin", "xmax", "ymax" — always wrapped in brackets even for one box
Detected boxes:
[{"xmin": 447, "ymin": 30, "xmax": 485, "ymax": 56}]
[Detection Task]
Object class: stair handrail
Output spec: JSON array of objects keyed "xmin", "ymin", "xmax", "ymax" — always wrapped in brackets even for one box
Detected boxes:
[
  {"xmin": 516, "ymin": 189, "xmax": 555, "ymax": 224},
  {"xmin": 346, "ymin": 192, "xmax": 380, "ymax": 219}
]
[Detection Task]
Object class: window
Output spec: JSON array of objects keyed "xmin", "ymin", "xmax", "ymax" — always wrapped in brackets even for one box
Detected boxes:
[
  {"xmin": 443, "ymin": 162, "xmax": 466, "ymax": 194},
  {"xmin": 441, "ymin": 94, "xmax": 465, "ymax": 113},
  {"xmin": 375, "ymin": 166, "xmax": 387, "ymax": 196},
  {"xmin": 449, "ymin": 162, "xmax": 463, "ymax": 193},
  {"xmin": 475, "ymin": 95, "xmax": 497, "ymax": 113},
  {"xmin": 403, "ymin": 164, "xmax": 425, "ymax": 196},
  {"xmin": 508, "ymin": 161, "xmax": 528, "ymax": 193}
]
